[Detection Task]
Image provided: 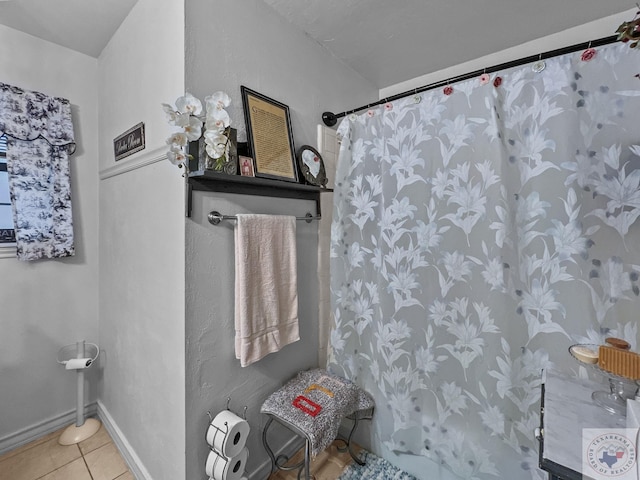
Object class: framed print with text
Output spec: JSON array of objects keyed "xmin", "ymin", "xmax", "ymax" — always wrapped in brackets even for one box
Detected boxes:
[{"xmin": 241, "ymin": 86, "xmax": 298, "ymax": 183}]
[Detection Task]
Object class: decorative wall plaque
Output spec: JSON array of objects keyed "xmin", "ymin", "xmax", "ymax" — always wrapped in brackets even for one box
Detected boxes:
[{"xmin": 114, "ymin": 122, "xmax": 145, "ymax": 161}]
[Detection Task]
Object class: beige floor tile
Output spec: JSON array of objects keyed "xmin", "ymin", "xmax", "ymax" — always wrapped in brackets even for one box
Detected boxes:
[
  {"xmin": 268, "ymin": 441, "xmax": 356, "ymax": 480},
  {"xmin": 84, "ymin": 443, "xmax": 128, "ymax": 480},
  {"xmin": 114, "ymin": 472, "xmax": 135, "ymax": 480},
  {"xmin": 0, "ymin": 437, "xmax": 81, "ymax": 480},
  {"xmin": 78, "ymin": 424, "xmax": 112, "ymax": 455},
  {"xmin": 0, "ymin": 426, "xmax": 66, "ymax": 463},
  {"xmin": 39, "ymin": 457, "xmax": 92, "ymax": 480}
]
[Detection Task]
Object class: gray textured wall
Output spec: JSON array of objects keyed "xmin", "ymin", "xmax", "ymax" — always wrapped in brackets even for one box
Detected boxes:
[
  {"xmin": 184, "ymin": 1, "xmax": 378, "ymax": 478},
  {"xmin": 186, "ymin": 192, "xmax": 320, "ymax": 478}
]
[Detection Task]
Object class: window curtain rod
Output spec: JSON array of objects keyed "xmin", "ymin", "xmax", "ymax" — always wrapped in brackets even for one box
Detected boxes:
[{"xmin": 321, "ymin": 35, "xmax": 620, "ymax": 127}]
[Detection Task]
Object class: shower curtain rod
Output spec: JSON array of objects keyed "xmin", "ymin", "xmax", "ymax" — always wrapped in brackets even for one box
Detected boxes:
[{"xmin": 321, "ymin": 35, "xmax": 620, "ymax": 127}]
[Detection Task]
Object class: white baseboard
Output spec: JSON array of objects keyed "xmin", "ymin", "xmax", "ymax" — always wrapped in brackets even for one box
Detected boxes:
[
  {"xmin": 1, "ymin": 402, "xmax": 306, "ymax": 480},
  {"xmin": 96, "ymin": 401, "xmax": 152, "ymax": 480},
  {"xmin": 1, "ymin": 401, "xmax": 154, "ymax": 480},
  {"xmin": 0, "ymin": 403, "xmax": 97, "ymax": 455}
]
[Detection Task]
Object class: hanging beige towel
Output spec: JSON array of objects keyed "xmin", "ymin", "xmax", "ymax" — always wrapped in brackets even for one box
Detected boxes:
[{"xmin": 235, "ymin": 214, "xmax": 300, "ymax": 367}]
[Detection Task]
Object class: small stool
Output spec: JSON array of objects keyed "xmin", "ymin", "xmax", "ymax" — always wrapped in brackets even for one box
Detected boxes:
[{"xmin": 261, "ymin": 369, "xmax": 374, "ymax": 480}]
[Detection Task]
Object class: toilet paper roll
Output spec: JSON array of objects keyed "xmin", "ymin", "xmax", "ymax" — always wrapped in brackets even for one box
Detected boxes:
[
  {"xmin": 206, "ymin": 410, "xmax": 250, "ymax": 458},
  {"xmin": 65, "ymin": 358, "xmax": 93, "ymax": 370},
  {"xmin": 205, "ymin": 447, "xmax": 248, "ymax": 480}
]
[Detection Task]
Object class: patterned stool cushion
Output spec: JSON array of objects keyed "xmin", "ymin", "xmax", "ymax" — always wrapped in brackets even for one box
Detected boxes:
[{"xmin": 261, "ymin": 369, "xmax": 374, "ymax": 456}]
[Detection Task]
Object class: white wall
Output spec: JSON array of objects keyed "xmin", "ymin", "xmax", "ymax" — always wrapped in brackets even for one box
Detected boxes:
[
  {"xmin": 97, "ymin": 0, "xmax": 186, "ymax": 479},
  {"xmin": 380, "ymin": 8, "xmax": 637, "ymax": 98},
  {"xmin": 184, "ymin": 1, "xmax": 378, "ymax": 478},
  {"xmin": 0, "ymin": 25, "xmax": 99, "ymax": 451}
]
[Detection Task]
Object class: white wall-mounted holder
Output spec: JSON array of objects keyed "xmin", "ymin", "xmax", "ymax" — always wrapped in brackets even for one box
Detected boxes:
[{"xmin": 56, "ymin": 340, "xmax": 101, "ymax": 445}]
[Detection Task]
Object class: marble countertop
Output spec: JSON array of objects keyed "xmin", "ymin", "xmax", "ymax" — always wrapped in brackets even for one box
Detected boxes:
[{"xmin": 541, "ymin": 369, "xmax": 628, "ymax": 477}]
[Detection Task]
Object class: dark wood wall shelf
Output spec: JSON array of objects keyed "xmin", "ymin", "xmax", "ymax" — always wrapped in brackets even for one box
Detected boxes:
[{"xmin": 186, "ymin": 171, "xmax": 333, "ymax": 217}]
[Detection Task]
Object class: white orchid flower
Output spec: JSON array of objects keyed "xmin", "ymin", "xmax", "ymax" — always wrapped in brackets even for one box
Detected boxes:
[
  {"xmin": 175, "ymin": 93, "xmax": 203, "ymax": 116},
  {"xmin": 206, "ymin": 142, "xmax": 227, "ymax": 159},
  {"xmin": 161, "ymin": 103, "xmax": 179, "ymax": 125},
  {"xmin": 183, "ymin": 116, "xmax": 203, "ymax": 141},
  {"xmin": 163, "ymin": 91, "xmax": 232, "ymax": 169},
  {"xmin": 205, "ymin": 91, "xmax": 231, "ymax": 112},
  {"xmin": 204, "ymin": 116, "xmax": 231, "ymax": 133},
  {"xmin": 208, "ymin": 106, "xmax": 230, "ymax": 121},
  {"xmin": 166, "ymin": 145, "xmax": 187, "ymax": 166},
  {"xmin": 166, "ymin": 132, "xmax": 188, "ymax": 147},
  {"xmin": 204, "ymin": 130, "xmax": 227, "ymax": 159},
  {"xmin": 204, "ymin": 129, "xmax": 226, "ymax": 145},
  {"xmin": 174, "ymin": 112, "xmax": 191, "ymax": 128}
]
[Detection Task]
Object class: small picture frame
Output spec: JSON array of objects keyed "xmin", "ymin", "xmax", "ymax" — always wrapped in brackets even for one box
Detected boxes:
[
  {"xmin": 241, "ymin": 86, "xmax": 298, "ymax": 183},
  {"xmin": 296, "ymin": 145, "xmax": 327, "ymax": 187},
  {"xmin": 239, "ymin": 156, "xmax": 255, "ymax": 177}
]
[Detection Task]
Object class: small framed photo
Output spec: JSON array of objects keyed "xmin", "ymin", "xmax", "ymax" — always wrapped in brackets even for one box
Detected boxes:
[
  {"xmin": 239, "ymin": 156, "xmax": 255, "ymax": 177},
  {"xmin": 241, "ymin": 86, "xmax": 298, "ymax": 183},
  {"xmin": 297, "ymin": 145, "xmax": 327, "ymax": 187}
]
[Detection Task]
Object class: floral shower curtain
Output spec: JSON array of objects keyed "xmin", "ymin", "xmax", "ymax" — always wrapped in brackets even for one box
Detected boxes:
[
  {"xmin": 0, "ymin": 82, "xmax": 76, "ymax": 261},
  {"xmin": 328, "ymin": 42, "xmax": 640, "ymax": 479}
]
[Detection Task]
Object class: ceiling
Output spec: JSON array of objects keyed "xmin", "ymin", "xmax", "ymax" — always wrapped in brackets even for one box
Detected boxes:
[
  {"xmin": 261, "ymin": 0, "xmax": 634, "ymax": 88},
  {"xmin": 0, "ymin": 0, "xmax": 634, "ymax": 88},
  {"xmin": 0, "ymin": 0, "xmax": 138, "ymax": 58}
]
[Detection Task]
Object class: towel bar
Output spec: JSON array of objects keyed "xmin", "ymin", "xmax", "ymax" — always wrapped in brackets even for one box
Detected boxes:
[{"xmin": 207, "ymin": 211, "xmax": 320, "ymax": 225}]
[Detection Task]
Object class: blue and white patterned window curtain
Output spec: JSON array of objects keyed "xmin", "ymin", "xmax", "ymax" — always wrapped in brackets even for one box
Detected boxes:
[
  {"xmin": 328, "ymin": 43, "xmax": 640, "ymax": 479},
  {"xmin": 0, "ymin": 82, "xmax": 76, "ymax": 261}
]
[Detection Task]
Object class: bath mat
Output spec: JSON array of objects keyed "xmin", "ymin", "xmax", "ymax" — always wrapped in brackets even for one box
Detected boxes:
[{"xmin": 338, "ymin": 450, "xmax": 417, "ymax": 480}]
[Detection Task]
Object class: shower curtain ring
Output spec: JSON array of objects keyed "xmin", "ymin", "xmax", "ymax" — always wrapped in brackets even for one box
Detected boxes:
[
  {"xmin": 206, "ymin": 411, "xmax": 213, "ymax": 422},
  {"xmin": 243, "ymin": 406, "xmax": 248, "ymax": 420},
  {"xmin": 532, "ymin": 52, "xmax": 546, "ymax": 73},
  {"xmin": 226, "ymin": 397, "xmax": 231, "ymax": 411},
  {"xmin": 413, "ymin": 87, "xmax": 422, "ymax": 104}
]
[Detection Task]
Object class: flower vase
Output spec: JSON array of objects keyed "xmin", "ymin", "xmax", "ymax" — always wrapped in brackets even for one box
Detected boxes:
[{"xmin": 193, "ymin": 127, "xmax": 238, "ymax": 175}]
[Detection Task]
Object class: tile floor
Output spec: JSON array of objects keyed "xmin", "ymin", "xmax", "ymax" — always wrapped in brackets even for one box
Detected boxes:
[
  {"xmin": 267, "ymin": 441, "xmax": 358, "ymax": 480},
  {"xmin": 0, "ymin": 421, "xmax": 132, "ymax": 480},
  {"xmin": 0, "ymin": 424, "xmax": 355, "ymax": 480}
]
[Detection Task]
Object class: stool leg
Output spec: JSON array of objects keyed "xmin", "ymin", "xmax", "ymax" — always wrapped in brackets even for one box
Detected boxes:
[
  {"xmin": 296, "ymin": 438, "xmax": 312, "ymax": 480},
  {"xmin": 335, "ymin": 415, "xmax": 366, "ymax": 466},
  {"xmin": 347, "ymin": 415, "xmax": 365, "ymax": 466},
  {"xmin": 262, "ymin": 417, "xmax": 277, "ymax": 473},
  {"xmin": 304, "ymin": 438, "xmax": 311, "ymax": 480}
]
